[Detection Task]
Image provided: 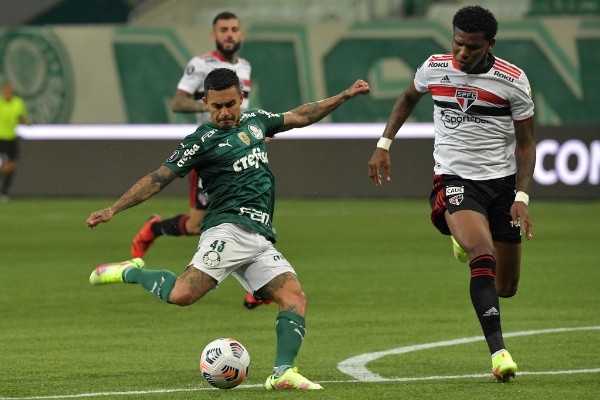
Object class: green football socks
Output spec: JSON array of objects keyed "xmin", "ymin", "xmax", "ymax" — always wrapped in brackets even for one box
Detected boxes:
[
  {"xmin": 123, "ymin": 267, "xmax": 177, "ymax": 303},
  {"xmin": 273, "ymin": 311, "xmax": 306, "ymax": 376}
]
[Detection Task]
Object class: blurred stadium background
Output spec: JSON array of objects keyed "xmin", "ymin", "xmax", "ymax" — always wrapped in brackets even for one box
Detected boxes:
[{"xmin": 0, "ymin": 0, "xmax": 598, "ymax": 199}]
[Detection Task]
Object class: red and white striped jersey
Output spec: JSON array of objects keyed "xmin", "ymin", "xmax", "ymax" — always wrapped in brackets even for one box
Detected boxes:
[
  {"xmin": 177, "ymin": 50, "xmax": 252, "ymax": 124},
  {"xmin": 413, "ymin": 53, "xmax": 534, "ymax": 180}
]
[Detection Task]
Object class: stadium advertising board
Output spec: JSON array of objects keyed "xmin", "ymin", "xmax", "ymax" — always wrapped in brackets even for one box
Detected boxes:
[{"xmin": 15, "ymin": 124, "xmax": 598, "ymax": 199}]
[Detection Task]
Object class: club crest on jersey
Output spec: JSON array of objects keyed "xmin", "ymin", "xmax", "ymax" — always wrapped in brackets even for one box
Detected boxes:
[
  {"xmin": 237, "ymin": 132, "xmax": 250, "ymax": 145},
  {"xmin": 455, "ymin": 89, "xmax": 477, "ymax": 112},
  {"xmin": 247, "ymin": 124, "xmax": 264, "ymax": 140},
  {"xmin": 203, "ymin": 251, "xmax": 221, "ymax": 267},
  {"xmin": 449, "ymin": 194, "xmax": 464, "ymax": 206}
]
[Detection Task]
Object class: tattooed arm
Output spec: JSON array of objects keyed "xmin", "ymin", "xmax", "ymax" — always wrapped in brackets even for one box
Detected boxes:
[
  {"xmin": 86, "ymin": 166, "xmax": 178, "ymax": 228},
  {"xmin": 278, "ymin": 79, "xmax": 370, "ymax": 133}
]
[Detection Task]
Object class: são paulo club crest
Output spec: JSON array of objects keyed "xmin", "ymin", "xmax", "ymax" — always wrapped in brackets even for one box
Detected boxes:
[
  {"xmin": 449, "ymin": 194, "xmax": 464, "ymax": 206},
  {"xmin": 455, "ymin": 89, "xmax": 477, "ymax": 112}
]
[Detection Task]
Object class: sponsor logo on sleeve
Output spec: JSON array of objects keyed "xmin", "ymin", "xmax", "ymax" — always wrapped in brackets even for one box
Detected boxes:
[
  {"xmin": 176, "ymin": 144, "xmax": 200, "ymax": 167},
  {"xmin": 445, "ymin": 186, "xmax": 464, "ymax": 196},
  {"xmin": 257, "ymin": 109, "xmax": 280, "ymax": 118},
  {"xmin": 493, "ymin": 70, "xmax": 514, "ymax": 83}
]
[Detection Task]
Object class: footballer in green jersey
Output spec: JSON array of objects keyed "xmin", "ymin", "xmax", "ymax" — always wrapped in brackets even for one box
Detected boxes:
[
  {"xmin": 163, "ymin": 109, "xmax": 282, "ymax": 242},
  {"xmin": 87, "ymin": 68, "xmax": 370, "ymax": 390}
]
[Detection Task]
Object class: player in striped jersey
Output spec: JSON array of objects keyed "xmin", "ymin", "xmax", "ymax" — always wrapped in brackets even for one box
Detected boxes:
[
  {"xmin": 130, "ymin": 12, "xmax": 267, "ymax": 309},
  {"xmin": 368, "ymin": 5, "xmax": 535, "ymax": 382}
]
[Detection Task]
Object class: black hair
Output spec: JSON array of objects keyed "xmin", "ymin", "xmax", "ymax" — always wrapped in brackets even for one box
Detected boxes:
[
  {"xmin": 204, "ymin": 68, "xmax": 241, "ymax": 93},
  {"xmin": 452, "ymin": 5, "xmax": 498, "ymax": 41},
  {"xmin": 213, "ymin": 11, "xmax": 238, "ymax": 26}
]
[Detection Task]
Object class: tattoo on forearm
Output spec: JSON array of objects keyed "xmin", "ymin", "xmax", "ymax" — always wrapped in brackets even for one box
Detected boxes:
[
  {"xmin": 149, "ymin": 169, "xmax": 173, "ymax": 187},
  {"xmin": 292, "ymin": 92, "xmax": 346, "ymax": 125},
  {"xmin": 111, "ymin": 169, "xmax": 170, "ymax": 213}
]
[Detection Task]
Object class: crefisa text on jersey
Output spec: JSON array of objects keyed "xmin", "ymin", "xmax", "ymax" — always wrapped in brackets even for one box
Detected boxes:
[
  {"xmin": 176, "ymin": 144, "xmax": 201, "ymax": 167},
  {"xmin": 233, "ymin": 147, "xmax": 268, "ymax": 172}
]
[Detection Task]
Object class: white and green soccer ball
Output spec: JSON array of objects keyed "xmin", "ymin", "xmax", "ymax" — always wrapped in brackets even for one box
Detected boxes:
[{"xmin": 199, "ymin": 338, "xmax": 250, "ymax": 389}]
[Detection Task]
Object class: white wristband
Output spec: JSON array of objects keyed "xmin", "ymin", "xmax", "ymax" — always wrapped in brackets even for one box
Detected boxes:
[
  {"xmin": 377, "ymin": 137, "xmax": 393, "ymax": 150},
  {"xmin": 515, "ymin": 191, "xmax": 529, "ymax": 205}
]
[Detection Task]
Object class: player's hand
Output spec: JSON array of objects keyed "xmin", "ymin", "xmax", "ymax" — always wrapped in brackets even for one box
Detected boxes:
[
  {"xmin": 344, "ymin": 79, "xmax": 371, "ymax": 98},
  {"xmin": 86, "ymin": 207, "xmax": 115, "ymax": 228},
  {"xmin": 367, "ymin": 148, "xmax": 391, "ymax": 186},
  {"xmin": 510, "ymin": 202, "xmax": 533, "ymax": 239}
]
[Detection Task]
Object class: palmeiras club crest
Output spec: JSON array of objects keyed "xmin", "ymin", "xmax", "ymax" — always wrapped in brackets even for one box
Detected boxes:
[{"xmin": 0, "ymin": 28, "xmax": 74, "ymax": 123}]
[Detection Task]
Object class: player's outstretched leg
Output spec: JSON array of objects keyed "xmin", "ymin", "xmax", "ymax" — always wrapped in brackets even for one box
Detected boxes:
[
  {"xmin": 89, "ymin": 258, "xmax": 145, "ymax": 284},
  {"xmin": 265, "ymin": 367, "xmax": 323, "ymax": 390},
  {"xmin": 451, "ymin": 236, "xmax": 469, "ymax": 263},
  {"xmin": 243, "ymin": 292, "xmax": 272, "ymax": 309},
  {"xmin": 131, "ymin": 215, "xmax": 161, "ymax": 257},
  {"xmin": 492, "ymin": 349, "xmax": 517, "ymax": 382}
]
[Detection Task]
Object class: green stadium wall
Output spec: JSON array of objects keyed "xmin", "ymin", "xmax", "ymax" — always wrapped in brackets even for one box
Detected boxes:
[{"xmin": 0, "ymin": 18, "xmax": 598, "ymax": 125}]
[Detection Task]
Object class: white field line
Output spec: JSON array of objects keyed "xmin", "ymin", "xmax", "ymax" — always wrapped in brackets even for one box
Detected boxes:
[
  {"xmin": 2, "ymin": 369, "xmax": 600, "ymax": 400},
  {"xmin": 338, "ymin": 325, "xmax": 600, "ymax": 381},
  {"xmin": 2, "ymin": 326, "xmax": 598, "ymax": 400}
]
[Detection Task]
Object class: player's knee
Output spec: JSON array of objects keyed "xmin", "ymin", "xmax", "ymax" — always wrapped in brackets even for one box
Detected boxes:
[
  {"xmin": 185, "ymin": 216, "xmax": 203, "ymax": 235},
  {"xmin": 277, "ymin": 288, "xmax": 306, "ymax": 315},
  {"xmin": 186, "ymin": 224, "xmax": 201, "ymax": 235},
  {"xmin": 497, "ymin": 283, "xmax": 518, "ymax": 298},
  {"xmin": 169, "ymin": 286, "xmax": 200, "ymax": 306}
]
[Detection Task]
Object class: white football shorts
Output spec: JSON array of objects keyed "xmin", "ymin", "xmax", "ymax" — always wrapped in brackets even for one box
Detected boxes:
[{"xmin": 189, "ymin": 223, "xmax": 296, "ymax": 294}]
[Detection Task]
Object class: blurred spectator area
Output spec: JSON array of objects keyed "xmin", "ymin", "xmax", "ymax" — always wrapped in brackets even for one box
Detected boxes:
[
  {"xmin": 128, "ymin": 0, "xmax": 599, "ymax": 26},
  {"xmin": 0, "ymin": 0, "xmax": 597, "ymax": 27},
  {"xmin": 0, "ymin": 0, "xmax": 143, "ymax": 26}
]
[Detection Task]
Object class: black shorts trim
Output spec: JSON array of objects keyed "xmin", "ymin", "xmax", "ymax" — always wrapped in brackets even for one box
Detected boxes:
[{"xmin": 429, "ymin": 174, "xmax": 522, "ymax": 244}]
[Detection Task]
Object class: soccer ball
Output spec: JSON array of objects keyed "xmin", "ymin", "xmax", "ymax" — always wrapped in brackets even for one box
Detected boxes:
[{"xmin": 199, "ymin": 338, "xmax": 250, "ymax": 389}]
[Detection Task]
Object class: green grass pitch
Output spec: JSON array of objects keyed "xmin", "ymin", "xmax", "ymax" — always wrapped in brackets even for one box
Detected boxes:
[{"xmin": 0, "ymin": 198, "xmax": 598, "ymax": 399}]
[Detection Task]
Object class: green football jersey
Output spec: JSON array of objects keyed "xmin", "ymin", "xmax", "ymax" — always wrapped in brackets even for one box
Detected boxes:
[{"xmin": 163, "ymin": 109, "xmax": 285, "ymax": 242}]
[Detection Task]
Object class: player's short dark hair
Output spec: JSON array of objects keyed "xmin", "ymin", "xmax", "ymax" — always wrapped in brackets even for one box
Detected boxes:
[
  {"xmin": 213, "ymin": 11, "xmax": 239, "ymax": 25},
  {"xmin": 452, "ymin": 5, "xmax": 498, "ymax": 41},
  {"xmin": 204, "ymin": 68, "xmax": 241, "ymax": 93}
]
